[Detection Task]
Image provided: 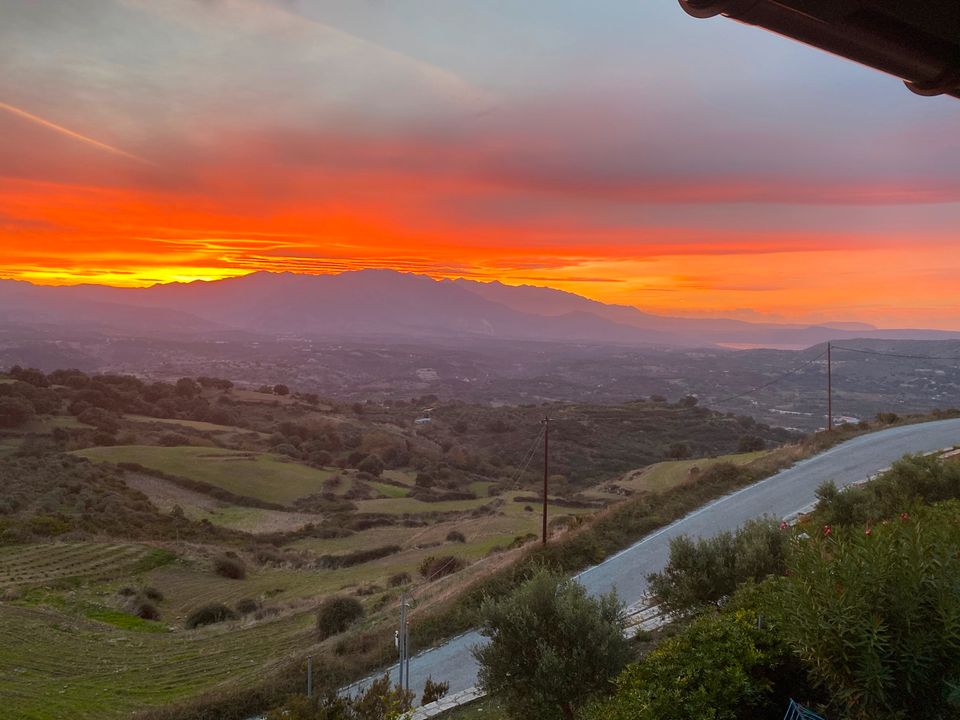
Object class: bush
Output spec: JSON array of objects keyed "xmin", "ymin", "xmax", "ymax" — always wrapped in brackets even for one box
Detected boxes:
[
  {"xmin": 446, "ymin": 530, "xmax": 466, "ymax": 543},
  {"xmin": 475, "ymin": 569, "xmax": 630, "ymax": 720},
  {"xmin": 737, "ymin": 435, "xmax": 766, "ymax": 453},
  {"xmin": 422, "ymin": 676, "xmax": 450, "ymax": 705},
  {"xmin": 143, "ymin": 586, "xmax": 164, "ymax": 601},
  {"xmin": 357, "ymin": 454, "xmax": 384, "ymax": 477},
  {"xmin": 134, "ymin": 600, "xmax": 161, "ymax": 620},
  {"xmin": 418, "ymin": 555, "xmax": 465, "ymax": 581},
  {"xmin": 0, "ymin": 396, "xmax": 35, "ymax": 428},
  {"xmin": 587, "ymin": 610, "xmax": 792, "ymax": 720},
  {"xmin": 646, "ymin": 518, "xmax": 787, "ymax": 617},
  {"xmin": 213, "ymin": 554, "xmax": 246, "ymax": 579},
  {"xmin": 780, "ymin": 504, "xmax": 960, "ymax": 720},
  {"xmin": 186, "ymin": 603, "xmax": 238, "ymax": 629},
  {"xmin": 388, "ymin": 572, "xmax": 411, "ymax": 587},
  {"xmin": 317, "ymin": 596, "xmax": 365, "ymax": 640},
  {"xmin": 117, "ymin": 586, "xmax": 137, "ymax": 597},
  {"xmin": 236, "ymin": 598, "xmax": 260, "ymax": 615}
]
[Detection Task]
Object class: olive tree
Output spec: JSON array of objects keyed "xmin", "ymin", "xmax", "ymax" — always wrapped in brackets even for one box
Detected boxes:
[{"xmin": 473, "ymin": 568, "xmax": 630, "ymax": 720}]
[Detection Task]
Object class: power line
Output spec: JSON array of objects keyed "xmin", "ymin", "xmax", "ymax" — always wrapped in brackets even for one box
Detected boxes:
[
  {"xmin": 715, "ymin": 349, "xmax": 828, "ymax": 403},
  {"xmin": 831, "ymin": 345, "xmax": 960, "ymax": 361}
]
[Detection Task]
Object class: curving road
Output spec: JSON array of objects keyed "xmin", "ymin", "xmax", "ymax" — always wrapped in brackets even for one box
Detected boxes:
[{"xmin": 350, "ymin": 419, "xmax": 960, "ymax": 701}]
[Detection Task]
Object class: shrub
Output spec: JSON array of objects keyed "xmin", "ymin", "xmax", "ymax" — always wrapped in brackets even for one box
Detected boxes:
[
  {"xmin": 186, "ymin": 603, "xmax": 238, "ymax": 629},
  {"xmin": 587, "ymin": 610, "xmax": 792, "ymax": 720},
  {"xmin": 29, "ymin": 514, "xmax": 71, "ymax": 537},
  {"xmin": 446, "ymin": 530, "xmax": 466, "ymax": 543},
  {"xmin": 780, "ymin": 505, "xmax": 960, "ymax": 720},
  {"xmin": 357, "ymin": 454, "xmax": 385, "ymax": 477},
  {"xmin": 213, "ymin": 554, "xmax": 246, "ymax": 579},
  {"xmin": 388, "ymin": 572, "xmax": 411, "ymax": 587},
  {"xmin": 418, "ymin": 555, "xmax": 465, "ymax": 580},
  {"xmin": 0, "ymin": 396, "xmax": 35, "ymax": 428},
  {"xmin": 422, "ymin": 676, "xmax": 450, "ymax": 705},
  {"xmin": 475, "ymin": 569, "xmax": 630, "ymax": 720},
  {"xmin": 143, "ymin": 586, "xmax": 164, "ymax": 601},
  {"xmin": 317, "ymin": 596, "xmax": 364, "ymax": 640},
  {"xmin": 117, "ymin": 586, "xmax": 137, "ymax": 597},
  {"xmin": 737, "ymin": 435, "xmax": 766, "ymax": 453},
  {"xmin": 646, "ymin": 518, "xmax": 787, "ymax": 617},
  {"xmin": 236, "ymin": 598, "xmax": 260, "ymax": 615},
  {"xmin": 134, "ymin": 600, "xmax": 160, "ymax": 620}
]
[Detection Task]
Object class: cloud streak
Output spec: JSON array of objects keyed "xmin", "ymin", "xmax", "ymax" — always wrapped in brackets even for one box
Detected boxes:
[{"xmin": 0, "ymin": 100, "xmax": 150, "ymax": 165}]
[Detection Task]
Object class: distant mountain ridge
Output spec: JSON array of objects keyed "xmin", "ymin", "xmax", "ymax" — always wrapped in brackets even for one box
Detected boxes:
[{"xmin": 1, "ymin": 270, "xmax": 957, "ymax": 348}]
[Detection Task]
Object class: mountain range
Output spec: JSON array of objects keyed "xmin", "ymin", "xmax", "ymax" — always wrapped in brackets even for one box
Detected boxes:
[{"xmin": 1, "ymin": 270, "xmax": 957, "ymax": 349}]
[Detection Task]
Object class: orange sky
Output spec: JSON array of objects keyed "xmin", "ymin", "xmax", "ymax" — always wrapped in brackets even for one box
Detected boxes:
[{"xmin": 2, "ymin": 0, "xmax": 959, "ymax": 329}]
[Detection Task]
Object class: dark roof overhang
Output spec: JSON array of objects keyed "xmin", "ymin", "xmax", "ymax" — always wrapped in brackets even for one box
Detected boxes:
[{"xmin": 679, "ymin": 0, "xmax": 960, "ymax": 99}]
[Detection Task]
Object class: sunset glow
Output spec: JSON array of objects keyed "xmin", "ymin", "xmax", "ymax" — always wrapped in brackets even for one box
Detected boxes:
[{"xmin": 2, "ymin": 0, "xmax": 959, "ymax": 328}]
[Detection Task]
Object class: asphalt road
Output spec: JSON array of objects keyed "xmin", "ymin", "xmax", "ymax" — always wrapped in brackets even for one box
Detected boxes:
[{"xmin": 352, "ymin": 419, "xmax": 960, "ymax": 701}]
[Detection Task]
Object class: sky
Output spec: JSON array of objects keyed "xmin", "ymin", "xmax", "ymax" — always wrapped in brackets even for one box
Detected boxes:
[{"xmin": 1, "ymin": 0, "xmax": 959, "ymax": 328}]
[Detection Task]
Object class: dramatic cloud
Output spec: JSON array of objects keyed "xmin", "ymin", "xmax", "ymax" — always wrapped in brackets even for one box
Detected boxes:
[{"xmin": 0, "ymin": 0, "xmax": 958, "ymax": 328}]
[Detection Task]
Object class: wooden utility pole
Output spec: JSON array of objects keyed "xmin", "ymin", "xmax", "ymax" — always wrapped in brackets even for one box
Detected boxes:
[
  {"xmin": 542, "ymin": 416, "xmax": 549, "ymax": 545},
  {"xmin": 827, "ymin": 342, "xmax": 833, "ymax": 431},
  {"xmin": 398, "ymin": 593, "xmax": 406, "ymax": 690}
]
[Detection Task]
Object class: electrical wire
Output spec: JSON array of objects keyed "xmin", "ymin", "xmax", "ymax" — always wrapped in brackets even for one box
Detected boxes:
[
  {"xmin": 714, "ymin": 349, "xmax": 828, "ymax": 403},
  {"xmin": 831, "ymin": 345, "xmax": 960, "ymax": 361}
]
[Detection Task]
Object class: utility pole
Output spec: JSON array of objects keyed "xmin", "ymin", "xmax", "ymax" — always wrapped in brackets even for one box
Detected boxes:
[
  {"xmin": 404, "ymin": 619, "xmax": 411, "ymax": 695},
  {"xmin": 827, "ymin": 342, "xmax": 833, "ymax": 431},
  {"xmin": 306, "ymin": 655, "xmax": 313, "ymax": 699},
  {"xmin": 397, "ymin": 593, "xmax": 412, "ymax": 693},
  {"xmin": 398, "ymin": 593, "xmax": 406, "ymax": 690},
  {"xmin": 542, "ymin": 416, "xmax": 550, "ymax": 545}
]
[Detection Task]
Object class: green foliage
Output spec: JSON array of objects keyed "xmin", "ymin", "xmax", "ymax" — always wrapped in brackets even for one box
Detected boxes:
[
  {"xmin": 422, "ymin": 676, "xmax": 450, "ymax": 705},
  {"xmin": 812, "ymin": 453, "xmax": 960, "ymax": 528},
  {"xmin": 213, "ymin": 554, "xmax": 247, "ymax": 580},
  {"xmin": 738, "ymin": 434, "xmax": 766, "ymax": 452},
  {"xmin": 0, "ymin": 395, "xmax": 36, "ymax": 428},
  {"xmin": 473, "ymin": 569, "xmax": 630, "ymax": 720},
  {"xmin": 780, "ymin": 504, "xmax": 960, "ymax": 720},
  {"xmin": 446, "ymin": 529, "xmax": 466, "ymax": 543},
  {"xmin": 28, "ymin": 514, "xmax": 71, "ymax": 537},
  {"xmin": 0, "ymin": 455, "xmax": 231, "ymax": 544},
  {"xmin": 647, "ymin": 518, "xmax": 788, "ymax": 617},
  {"xmin": 185, "ymin": 603, "xmax": 238, "ymax": 629},
  {"xmin": 317, "ymin": 596, "xmax": 365, "ymax": 640},
  {"xmin": 357, "ymin": 454, "xmax": 384, "ymax": 477},
  {"xmin": 587, "ymin": 611, "xmax": 788, "ymax": 720}
]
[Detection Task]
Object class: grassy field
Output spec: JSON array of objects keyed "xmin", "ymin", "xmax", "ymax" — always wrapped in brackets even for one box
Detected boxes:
[
  {"xmin": 0, "ymin": 603, "xmax": 313, "ymax": 720},
  {"xmin": 125, "ymin": 473, "xmax": 324, "ymax": 533},
  {"xmin": 73, "ymin": 446, "xmax": 335, "ymax": 505},
  {"xmin": 583, "ymin": 449, "xmax": 773, "ymax": 500},
  {"xmin": 0, "ymin": 543, "xmax": 162, "ymax": 590},
  {"xmin": 125, "ymin": 415, "xmax": 267, "ymax": 437},
  {"xmin": 0, "ymin": 439, "xmax": 19, "ymax": 458}
]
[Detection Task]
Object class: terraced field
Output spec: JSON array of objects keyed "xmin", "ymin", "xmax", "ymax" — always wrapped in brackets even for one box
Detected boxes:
[
  {"xmin": 0, "ymin": 543, "xmax": 161, "ymax": 590},
  {"xmin": 0, "ymin": 439, "xmax": 19, "ymax": 458},
  {"xmin": 125, "ymin": 415, "xmax": 268, "ymax": 437},
  {"xmin": 124, "ymin": 473, "xmax": 324, "ymax": 533},
  {"xmin": 0, "ymin": 603, "xmax": 313, "ymax": 720},
  {"xmin": 74, "ymin": 446, "xmax": 335, "ymax": 504},
  {"xmin": 143, "ymin": 563, "xmax": 377, "ymax": 617}
]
